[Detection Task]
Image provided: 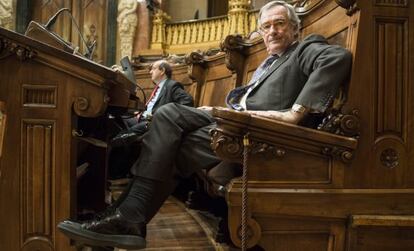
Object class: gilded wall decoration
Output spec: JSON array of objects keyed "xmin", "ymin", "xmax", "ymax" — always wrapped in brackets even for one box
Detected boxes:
[
  {"xmin": 117, "ymin": 0, "xmax": 138, "ymax": 59},
  {"xmin": 0, "ymin": 0, "xmax": 13, "ymax": 30}
]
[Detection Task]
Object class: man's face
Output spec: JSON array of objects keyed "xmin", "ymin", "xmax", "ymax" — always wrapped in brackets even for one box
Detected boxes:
[
  {"xmin": 150, "ymin": 61, "xmax": 164, "ymax": 83},
  {"xmin": 259, "ymin": 5, "xmax": 296, "ymax": 55}
]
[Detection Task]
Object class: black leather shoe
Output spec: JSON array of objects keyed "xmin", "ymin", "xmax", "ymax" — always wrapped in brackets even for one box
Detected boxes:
[
  {"xmin": 110, "ymin": 132, "xmax": 140, "ymax": 147},
  {"xmin": 58, "ymin": 209, "xmax": 146, "ymax": 249}
]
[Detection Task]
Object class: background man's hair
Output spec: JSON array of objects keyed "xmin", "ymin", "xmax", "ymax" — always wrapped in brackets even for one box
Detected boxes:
[
  {"xmin": 258, "ymin": 1, "xmax": 301, "ymax": 38},
  {"xmin": 158, "ymin": 60, "xmax": 172, "ymax": 79}
]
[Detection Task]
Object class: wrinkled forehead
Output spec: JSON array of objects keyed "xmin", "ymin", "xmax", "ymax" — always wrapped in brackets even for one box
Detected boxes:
[
  {"xmin": 260, "ymin": 5, "xmax": 289, "ymax": 24},
  {"xmin": 150, "ymin": 61, "xmax": 162, "ymax": 69}
]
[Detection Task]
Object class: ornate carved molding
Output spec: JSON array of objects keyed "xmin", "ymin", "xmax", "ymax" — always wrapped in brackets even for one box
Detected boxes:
[
  {"xmin": 185, "ymin": 51, "xmax": 206, "ymax": 65},
  {"xmin": 211, "ymin": 129, "xmax": 286, "ymax": 161},
  {"xmin": 212, "ymin": 128, "xmax": 355, "ymax": 164},
  {"xmin": 210, "ymin": 129, "xmax": 244, "ymax": 161},
  {"xmin": 220, "ymin": 34, "xmax": 252, "ymax": 72},
  {"xmin": 0, "ymin": 38, "xmax": 36, "ymax": 61},
  {"xmin": 318, "ymin": 109, "xmax": 360, "ymax": 138},
  {"xmin": 335, "ymin": 0, "xmax": 359, "ymax": 16},
  {"xmin": 22, "ymin": 85, "xmax": 57, "ymax": 108},
  {"xmin": 220, "ymin": 34, "xmax": 251, "ymax": 52},
  {"xmin": 185, "ymin": 48, "xmax": 221, "ymax": 65},
  {"xmin": 250, "ymin": 142, "xmax": 286, "ymax": 160},
  {"xmin": 117, "ymin": 0, "xmax": 138, "ymax": 59},
  {"xmin": 322, "ymin": 146, "xmax": 354, "ymax": 163},
  {"xmin": 375, "ymin": 0, "xmax": 407, "ymax": 7},
  {"xmin": 73, "ymin": 97, "xmax": 90, "ymax": 113}
]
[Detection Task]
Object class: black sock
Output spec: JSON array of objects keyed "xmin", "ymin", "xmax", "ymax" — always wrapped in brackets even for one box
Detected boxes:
[
  {"xmin": 118, "ymin": 176, "xmax": 156, "ymax": 223},
  {"xmin": 118, "ymin": 176, "xmax": 177, "ymax": 223}
]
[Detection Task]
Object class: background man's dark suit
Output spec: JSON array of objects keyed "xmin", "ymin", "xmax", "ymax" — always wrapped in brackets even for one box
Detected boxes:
[
  {"xmin": 124, "ymin": 78, "xmax": 194, "ymax": 135},
  {"xmin": 109, "ymin": 78, "xmax": 193, "ymax": 179}
]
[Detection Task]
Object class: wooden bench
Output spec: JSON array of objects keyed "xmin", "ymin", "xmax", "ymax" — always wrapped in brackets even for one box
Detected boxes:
[{"xmin": 186, "ymin": 0, "xmax": 414, "ymax": 250}]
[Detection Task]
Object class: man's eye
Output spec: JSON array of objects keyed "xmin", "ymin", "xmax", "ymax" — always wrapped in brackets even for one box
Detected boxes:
[{"xmin": 261, "ymin": 23, "xmax": 271, "ymax": 30}]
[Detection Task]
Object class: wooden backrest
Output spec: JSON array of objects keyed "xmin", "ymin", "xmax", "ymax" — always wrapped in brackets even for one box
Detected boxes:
[
  {"xmin": 187, "ymin": 51, "xmax": 235, "ymax": 107},
  {"xmin": 0, "ymin": 101, "xmax": 5, "ymax": 157}
]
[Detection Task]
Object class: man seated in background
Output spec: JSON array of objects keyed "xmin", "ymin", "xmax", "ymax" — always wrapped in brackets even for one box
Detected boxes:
[
  {"xmin": 58, "ymin": 1, "xmax": 352, "ymax": 249},
  {"xmin": 112, "ymin": 59, "xmax": 194, "ymax": 146},
  {"xmin": 108, "ymin": 59, "xmax": 194, "ymax": 180}
]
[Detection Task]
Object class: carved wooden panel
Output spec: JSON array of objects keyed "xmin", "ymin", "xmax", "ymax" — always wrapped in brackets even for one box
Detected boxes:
[
  {"xmin": 375, "ymin": 18, "xmax": 407, "ymax": 140},
  {"xmin": 375, "ymin": 0, "xmax": 408, "ymax": 7},
  {"xmin": 199, "ymin": 65, "xmax": 235, "ymax": 107},
  {"xmin": 31, "ymin": 0, "xmax": 72, "ymax": 41},
  {"xmin": 22, "ymin": 85, "xmax": 57, "ymax": 108},
  {"xmin": 30, "ymin": 0, "xmax": 109, "ymax": 64},
  {"xmin": 21, "ymin": 120, "xmax": 55, "ymax": 250},
  {"xmin": 372, "ymin": 18, "xmax": 408, "ymax": 185},
  {"xmin": 71, "ymin": 0, "xmax": 108, "ymax": 64},
  {"xmin": 254, "ymin": 215, "xmax": 345, "ymax": 251}
]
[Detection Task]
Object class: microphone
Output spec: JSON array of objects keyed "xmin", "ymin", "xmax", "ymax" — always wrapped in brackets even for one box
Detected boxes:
[
  {"xmin": 44, "ymin": 8, "xmax": 70, "ymax": 30},
  {"xmin": 43, "ymin": 8, "xmax": 95, "ymax": 60}
]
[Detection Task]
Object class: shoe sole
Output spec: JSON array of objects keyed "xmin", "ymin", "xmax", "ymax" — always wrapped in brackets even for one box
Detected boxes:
[{"xmin": 58, "ymin": 221, "xmax": 146, "ymax": 249}]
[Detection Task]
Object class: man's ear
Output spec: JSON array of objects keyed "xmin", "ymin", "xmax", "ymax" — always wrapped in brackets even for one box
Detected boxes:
[{"xmin": 160, "ymin": 67, "xmax": 166, "ymax": 76}]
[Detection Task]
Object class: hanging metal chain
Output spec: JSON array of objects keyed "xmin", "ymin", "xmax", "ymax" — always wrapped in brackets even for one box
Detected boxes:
[{"xmin": 241, "ymin": 133, "xmax": 250, "ymax": 251}]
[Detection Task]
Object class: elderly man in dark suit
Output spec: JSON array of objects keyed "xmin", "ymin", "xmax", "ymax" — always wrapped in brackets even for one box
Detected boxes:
[{"xmin": 58, "ymin": 1, "xmax": 352, "ymax": 249}]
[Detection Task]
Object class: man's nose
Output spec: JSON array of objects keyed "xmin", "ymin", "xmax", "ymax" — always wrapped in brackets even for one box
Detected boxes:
[{"xmin": 268, "ymin": 24, "xmax": 278, "ymax": 34}]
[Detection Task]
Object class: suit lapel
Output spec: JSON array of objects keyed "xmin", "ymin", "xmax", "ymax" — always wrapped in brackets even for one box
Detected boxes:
[
  {"xmin": 153, "ymin": 79, "xmax": 169, "ymax": 109},
  {"xmin": 249, "ymin": 42, "xmax": 299, "ymax": 94}
]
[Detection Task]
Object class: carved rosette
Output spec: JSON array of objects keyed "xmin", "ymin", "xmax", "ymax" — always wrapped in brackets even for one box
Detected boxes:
[
  {"xmin": 380, "ymin": 148, "xmax": 399, "ymax": 169},
  {"xmin": 0, "ymin": 38, "xmax": 36, "ymax": 61}
]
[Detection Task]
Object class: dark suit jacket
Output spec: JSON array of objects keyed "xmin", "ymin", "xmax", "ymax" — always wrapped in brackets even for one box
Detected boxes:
[
  {"xmin": 125, "ymin": 78, "xmax": 193, "ymax": 134},
  {"xmin": 151, "ymin": 78, "xmax": 194, "ymax": 114},
  {"xmin": 227, "ymin": 34, "xmax": 352, "ymax": 113}
]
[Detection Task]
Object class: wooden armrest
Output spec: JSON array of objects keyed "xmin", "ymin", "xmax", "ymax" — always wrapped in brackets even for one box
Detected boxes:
[
  {"xmin": 211, "ymin": 107, "xmax": 359, "ymax": 187},
  {"xmin": 212, "ymin": 107, "xmax": 357, "ymax": 161}
]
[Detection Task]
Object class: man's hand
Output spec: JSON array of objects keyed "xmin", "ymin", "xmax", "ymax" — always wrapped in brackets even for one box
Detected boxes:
[
  {"xmin": 197, "ymin": 106, "xmax": 214, "ymax": 112},
  {"xmin": 246, "ymin": 109, "xmax": 307, "ymax": 124}
]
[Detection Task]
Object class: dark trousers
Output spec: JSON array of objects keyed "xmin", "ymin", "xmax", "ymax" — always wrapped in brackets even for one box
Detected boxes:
[
  {"xmin": 125, "ymin": 103, "xmax": 221, "ymax": 222},
  {"xmin": 131, "ymin": 103, "xmax": 221, "ymax": 180}
]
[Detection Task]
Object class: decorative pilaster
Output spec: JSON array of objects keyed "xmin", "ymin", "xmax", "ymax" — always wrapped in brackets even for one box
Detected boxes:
[
  {"xmin": 151, "ymin": 9, "xmax": 170, "ymax": 52},
  {"xmin": 228, "ymin": 0, "xmax": 250, "ymax": 36},
  {"xmin": 117, "ymin": 0, "xmax": 138, "ymax": 59}
]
